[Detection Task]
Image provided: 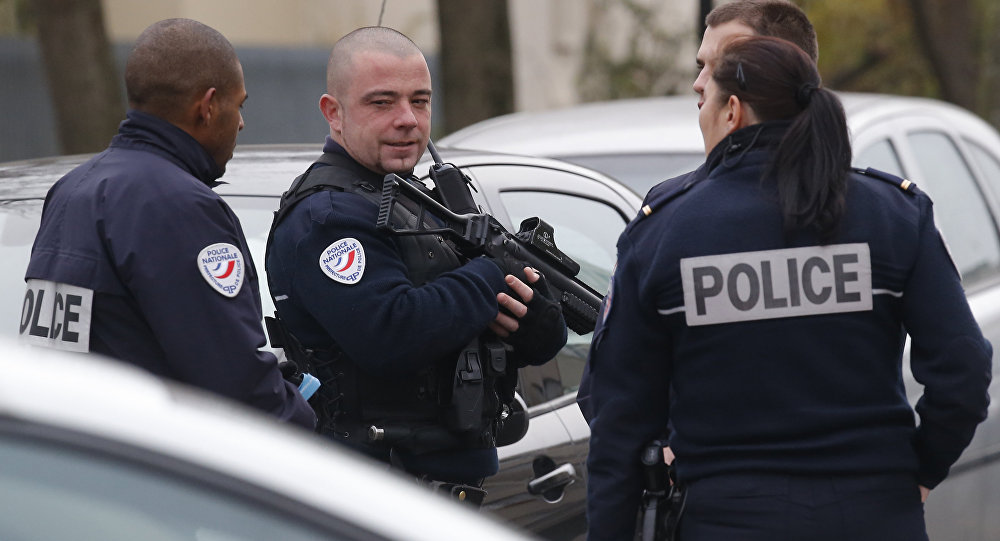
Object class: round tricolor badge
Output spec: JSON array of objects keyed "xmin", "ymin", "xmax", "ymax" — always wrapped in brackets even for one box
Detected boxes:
[
  {"xmin": 197, "ymin": 243, "xmax": 245, "ymax": 298},
  {"xmin": 320, "ymin": 237, "xmax": 366, "ymax": 285}
]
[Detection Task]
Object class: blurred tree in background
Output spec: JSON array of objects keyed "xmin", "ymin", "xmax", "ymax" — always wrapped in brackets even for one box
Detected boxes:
[
  {"xmin": 436, "ymin": 0, "xmax": 514, "ymax": 135},
  {"xmin": 578, "ymin": 0, "xmax": 692, "ymax": 101},
  {"xmin": 27, "ymin": 0, "xmax": 123, "ymax": 154},
  {"xmin": 803, "ymin": 0, "xmax": 1000, "ymax": 127},
  {"xmin": 4, "ymin": 0, "xmax": 1000, "ymax": 150}
]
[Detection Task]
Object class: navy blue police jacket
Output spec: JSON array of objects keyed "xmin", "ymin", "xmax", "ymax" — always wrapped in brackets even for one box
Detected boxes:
[
  {"xmin": 265, "ymin": 139, "xmax": 564, "ymax": 482},
  {"xmin": 577, "ymin": 163, "xmax": 710, "ymax": 425},
  {"xmin": 23, "ymin": 110, "xmax": 316, "ymax": 429},
  {"xmin": 582, "ymin": 121, "xmax": 993, "ymax": 540}
]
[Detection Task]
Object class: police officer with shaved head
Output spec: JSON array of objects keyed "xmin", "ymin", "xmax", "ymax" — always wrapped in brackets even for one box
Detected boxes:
[
  {"xmin": 583, "ymin": 36, "xmax": 991, "ymax": 541},
  {"xmin": 22, "ymin": 19, "xmax": 315, "ymax": 429},
  {"xmin": 264, "ymin": 26, "xmax": 566, "ymax": 497}
]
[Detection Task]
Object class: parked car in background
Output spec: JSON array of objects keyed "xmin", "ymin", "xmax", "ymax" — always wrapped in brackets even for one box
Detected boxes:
[
  {"xmin": 442, "ymin": 92, "xmax": 1000, "ymax": 541},
  {"xmin": 0, "ymin": 145, "xmax": 641, "ymax": 541},
  {"xmin": 439, "ymin": 95, "xmax": 705, "ymax": 197},
  {"xmin": 0, "ymin": 339, "xmax": 533, "ymax": 541}
]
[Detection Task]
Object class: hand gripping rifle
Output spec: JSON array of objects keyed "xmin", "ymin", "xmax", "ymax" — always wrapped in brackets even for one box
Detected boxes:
[{"xmin": 375, "ymin": 163, "xmax": 603, "ymax": 335}]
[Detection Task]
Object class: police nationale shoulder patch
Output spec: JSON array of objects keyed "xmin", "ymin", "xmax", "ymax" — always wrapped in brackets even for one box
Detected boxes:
[
  {"xmin": 320, "ymin": 237, "xmax": 366, "ymax": 285},
  {"xmin": 197, "ymin": 243, "xmax": 245, "ymax": 298}
]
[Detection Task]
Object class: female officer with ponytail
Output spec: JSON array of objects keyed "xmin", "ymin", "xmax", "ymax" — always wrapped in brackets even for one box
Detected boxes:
[{"xmin": 583, "ymin": 36, "xmax": 991, "ymax": 541}]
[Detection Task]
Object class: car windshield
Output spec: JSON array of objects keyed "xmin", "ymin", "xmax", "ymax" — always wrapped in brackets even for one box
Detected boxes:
[
  {"xmin": 2, "ymin": 199, "xmax": 43, "ymax": 334},
  {"xmin": 224, "ymin": 196, "xmax": 283, "ymax": 318},
  {"xmin": 557, "ymin": 152, "xmax": 704, "ymax": 197}
]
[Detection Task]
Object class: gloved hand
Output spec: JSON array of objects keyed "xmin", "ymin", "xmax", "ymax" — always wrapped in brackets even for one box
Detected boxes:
[
  {"xmin": 278, "ymin": 359, "xmax": 321, "ymax": 400},
  {"xmin": 278, "ymin": 359, "xmax": 302, "ymax": 385},
  {"xmin": 503, "ymin": 271, "xmax": 567, "ymax": 360}
]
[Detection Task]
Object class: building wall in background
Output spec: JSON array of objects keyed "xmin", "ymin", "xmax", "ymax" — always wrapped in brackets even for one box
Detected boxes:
[
  {"xmin": 0, "ymin": 0, "xmax": 696, "ymax": 161},
  {"xmin": 102, "ymin": 0, "xmax": 439, "ymax": 51}
]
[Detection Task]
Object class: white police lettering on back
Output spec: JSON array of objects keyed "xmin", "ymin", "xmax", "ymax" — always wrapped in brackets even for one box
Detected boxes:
[
  {"xmin": 19, "ymin": 279, "xmax": 93, "ymax": 352},
  {"xmin": 679, "ymin": 243, "xmax": 873, "ymax": 326}
]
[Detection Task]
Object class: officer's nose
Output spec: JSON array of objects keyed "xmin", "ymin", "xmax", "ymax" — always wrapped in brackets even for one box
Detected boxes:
[
  {"xmin": 395, "ymin": 103, "xmax": 418, "ymax": 129},
  {"xmin": 693, "ymin": 70, "xmax": 707, "ymax": 97}
]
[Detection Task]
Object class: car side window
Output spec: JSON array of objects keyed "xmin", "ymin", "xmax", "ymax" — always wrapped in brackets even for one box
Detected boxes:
[
  {"xmin": 562, "ymin": 152, "xmax": 705, "ymax": 197},
  {"xmin": 907, "ymin": 131, "xmax": 1000, "ymax": 287},
  {"xmin": 499, "ymin": 190, "xmax": 625, "ymax": 406},
  {"xmin": 853, "ymin": 138, "xmax": 906, "ymax": 178},
  {"xmin": 965, "ymin": 139, "xmax": 1000, "ymax": 201},
  {"xmin": 500, "ymin": 191, "xmax": 621, "ymax": 293},
  {"xmin": 0, "ymin": 435, "xmax": 348, "ymax": 541}
]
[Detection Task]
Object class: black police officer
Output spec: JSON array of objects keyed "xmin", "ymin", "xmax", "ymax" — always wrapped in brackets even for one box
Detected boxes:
[{"xmin": 22, "ymin": 19, "xmax": 315, "ymax": 429}]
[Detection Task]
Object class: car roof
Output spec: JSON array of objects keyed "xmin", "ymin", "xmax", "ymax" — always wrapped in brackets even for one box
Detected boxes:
[
  {"xmin": 438, "ymin": 92, "xmax": 998, "ymax": 158},
  {"xmin": 0, "ymin": 143, "xmax": 638, "ymax": 204},
  {"xmin": 439, "ymin": 95, "xmax": 705, "ymax": 157},
  {"xmin": 0, "ymin": 340, "xmax": 530, "ymax": 541},
  {"xmin": 0, "ymin": 153, "xmax": 92, "ymax": 200},
  {"xmin": 0, "ymin": 144, "xmax": 326, "ymax": 201},
  {"xmin": 6, "ymin": 94, "xmax": 993, "ymax": 201},
  {"xmin": 839, "ymin": 92, "xmax": 1000, "ymax": 145}
]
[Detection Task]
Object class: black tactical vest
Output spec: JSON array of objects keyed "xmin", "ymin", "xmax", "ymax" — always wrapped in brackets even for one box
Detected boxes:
[{"xmin": 265, "ymin": 153, "xmax": 510, "ymax": 454}]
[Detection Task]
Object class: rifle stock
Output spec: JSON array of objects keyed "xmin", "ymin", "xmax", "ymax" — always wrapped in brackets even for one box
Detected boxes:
[{"xmin": 377, "ymin": 174, "xmax": 603, "ymax": 335}]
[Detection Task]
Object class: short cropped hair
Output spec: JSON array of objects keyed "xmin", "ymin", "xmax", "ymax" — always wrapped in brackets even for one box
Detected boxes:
[
  {"xmin": 707, "ymin": 0, "xmax": 818, "ymax": 62},
  {"xmin": 125, "ymin": 18, "xmax": 241, "ymax": 118},
  {"xmin": 326, "ymin": 26, "xmax": 424, "ymax": 96}
]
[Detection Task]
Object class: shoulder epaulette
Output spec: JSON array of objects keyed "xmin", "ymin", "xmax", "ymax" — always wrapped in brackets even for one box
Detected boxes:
[
  {"xmin": 853, "ymin": 167, "xmax": 917, "ymax": 194},
  {"xmin": 638, "ymin": 170, "xmax": 704, "ymax": 220}
]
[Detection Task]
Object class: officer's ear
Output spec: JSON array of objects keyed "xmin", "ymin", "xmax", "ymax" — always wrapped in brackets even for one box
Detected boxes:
[
  {"xmin": 726, "ymin": 95, "xmax": 757, "ymax": 134},
  {"xmin": 196, "ymin": 87, "xmax": 217, "ymax": 126},
  {"xmin": 319, "ymin": 93, "xmax": 343, "ymax": 137}
]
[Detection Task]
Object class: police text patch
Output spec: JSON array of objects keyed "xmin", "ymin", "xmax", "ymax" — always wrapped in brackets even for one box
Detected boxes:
[
  {"xmin": 197, "ymin": 243, "xmax": 245, "ymax": 297},
  {"xmin": 20, "ymin": 279, "xmax": 93, "ymax": 352},
  {"xmin": 680, "ymin": 243, "xmax": 872, "ymax": 326},
  {"xmin": 320, "ymin": 237, "xmax": 366, "ymax": 285}
]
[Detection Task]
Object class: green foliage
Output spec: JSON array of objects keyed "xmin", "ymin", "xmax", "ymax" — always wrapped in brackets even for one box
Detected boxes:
[
  {"xmin": 801, "ymin": 0, "xmax": 1000, "ymax": 130},
  {"xmin": 0, "ymin": 0, "xmax": 34, "ymax": 36},
  {"xmin": 975, "ymin": 0, "xmax": 1000, "ymax": 126},
  {"xmin": 578, "ymin": 0, "xmax": 694, "ymax": 101},
  {"xmin": 800, "ymin": 0, "xmax": 938, "ymax": 98}
]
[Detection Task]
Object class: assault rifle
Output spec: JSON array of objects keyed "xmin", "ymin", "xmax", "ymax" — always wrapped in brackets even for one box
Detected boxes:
[{"xmin": 376, "ymin": 172, "xmax": 603, "ymax": 335}]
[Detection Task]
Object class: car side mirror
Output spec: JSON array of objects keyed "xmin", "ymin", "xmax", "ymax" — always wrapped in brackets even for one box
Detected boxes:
[{"xmin": 496, "ymin": 392, "xmax": 529, "ymax": 447}]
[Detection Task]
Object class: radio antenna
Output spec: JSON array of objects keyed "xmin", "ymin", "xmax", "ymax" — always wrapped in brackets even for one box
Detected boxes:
[
  {"xmin": 377, "ymin": 0, "xmax": 387, "ymax": 26},
  {"xmin": 427, "ymin": 139, "xmax": 444, "ymax": 165}
]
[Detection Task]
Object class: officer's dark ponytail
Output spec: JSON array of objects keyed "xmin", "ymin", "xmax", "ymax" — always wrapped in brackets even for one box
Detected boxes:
[{"xmin": 713, "ymin": 36, "xmax": 851, "ymax": 241}]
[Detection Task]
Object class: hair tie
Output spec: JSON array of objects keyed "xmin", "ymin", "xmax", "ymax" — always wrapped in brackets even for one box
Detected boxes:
[{"xmin": 796, "ymin": 83, "xmax": 817, "ymax": 108}]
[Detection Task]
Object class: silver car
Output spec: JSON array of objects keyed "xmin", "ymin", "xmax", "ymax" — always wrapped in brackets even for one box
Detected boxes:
[
  {"xmin": 442, "ymin": 93, "xmax": 1000, "ymax": 540},
  {"xmin": 0, "ymin": 338, "xmax": 534, "ymax": 541},
  {"xmin": 0, "ymin": 145, "xmax": 641, "ymax": 541}
]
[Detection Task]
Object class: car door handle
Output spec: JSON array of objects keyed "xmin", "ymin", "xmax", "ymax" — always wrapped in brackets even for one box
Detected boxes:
[{"xmin": 527, "ymin": 463, "xmax": 577, "ymax": 496}]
